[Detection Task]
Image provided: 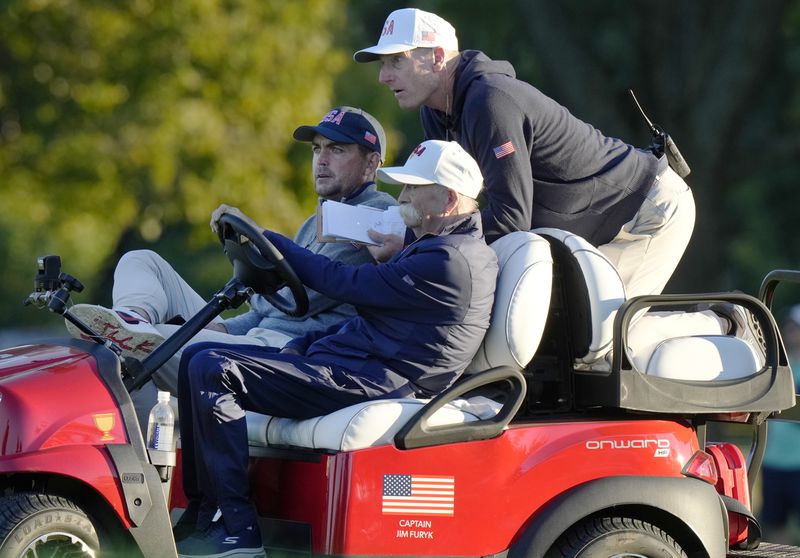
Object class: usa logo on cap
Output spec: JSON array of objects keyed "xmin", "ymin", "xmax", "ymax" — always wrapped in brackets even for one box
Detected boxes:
[{"xmin": 321, "ymin": 109, "xmax": 346, "ymax": 125}]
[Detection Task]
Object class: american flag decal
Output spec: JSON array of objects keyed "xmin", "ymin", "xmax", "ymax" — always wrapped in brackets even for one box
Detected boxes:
[
  {"xmin": 382, "ymin": 474, "xmax": 455, "ymax": 516},
  {"xmin": 364, "ymin": 131, "xmax": 377, "ymax": 144},
  {"xmin": 493, "ymin": 140, "xmax": 516, "ymax": 159}
]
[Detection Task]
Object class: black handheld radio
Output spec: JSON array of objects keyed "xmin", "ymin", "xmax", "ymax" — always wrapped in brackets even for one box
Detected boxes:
[{"xmin": 628, "ymin": 89, "xmax": 691, "ymax": 178}]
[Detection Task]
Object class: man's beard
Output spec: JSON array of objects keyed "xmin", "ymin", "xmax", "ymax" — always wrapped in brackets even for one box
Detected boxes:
[{"xmin": 399, "ymin": 203, "xmax": 423, "ymax": 227}]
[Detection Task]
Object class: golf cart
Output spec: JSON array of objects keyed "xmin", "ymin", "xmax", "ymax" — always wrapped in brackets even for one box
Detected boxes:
[{"xmin": 0, "ymin": 215, "xmax": 797, "ymax": 558}]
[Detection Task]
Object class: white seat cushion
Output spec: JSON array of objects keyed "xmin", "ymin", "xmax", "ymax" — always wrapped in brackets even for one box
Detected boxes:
[
  {"xmin": 645, "ymin": 336, "xmax": 760, "ymax": 381},
  {"xmin": 532, "ymin": 228, "xmax": 626, "ymax": 363},
  {"xmin": 625, "ymin": 307, "xmax": 766, "ymax": 380},
  {"xmin": 468, "ymin": 231, "xmax": 552, "ymax": 372},
  {"xmin": 246, "ymin": 396, "xmax": 501, "ymax": 452}
]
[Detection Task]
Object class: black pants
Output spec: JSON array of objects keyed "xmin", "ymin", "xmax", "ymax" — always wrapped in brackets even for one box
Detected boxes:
[{"xmin": 177, "ymin": 342, "xmax": 411, "ymax": 533}]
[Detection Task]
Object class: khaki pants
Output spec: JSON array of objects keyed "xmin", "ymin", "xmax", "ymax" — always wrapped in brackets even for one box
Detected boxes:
[
  {"xmin": 113, "ymin": 250, "xmax": 290, "ymax": 393},
  {"xmin": 597, "ymin": 168, "xmax": 728, "ymax": 368},
  {"xmin": 598, "ymin": 167, "xmax": 696, "ymax": 298}
]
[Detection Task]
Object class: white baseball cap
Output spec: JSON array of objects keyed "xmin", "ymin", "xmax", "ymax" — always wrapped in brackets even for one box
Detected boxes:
[
  {"xmin": 378, "ymin": 140, "xmax": 483, "ymax": 199},
  {"xmin": 354, "ymin": 8, "xmax": 458, "ymax": 63}
]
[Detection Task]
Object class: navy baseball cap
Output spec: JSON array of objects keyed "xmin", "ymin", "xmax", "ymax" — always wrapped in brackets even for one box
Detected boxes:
[{"xmin": 293, "ymin": 106, "xmax": 386, "ymax": 162}]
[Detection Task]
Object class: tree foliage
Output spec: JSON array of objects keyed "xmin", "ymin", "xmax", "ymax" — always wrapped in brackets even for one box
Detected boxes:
[
  {"xmin": 0, "ymin": 0, "xmax": 347, "ymax": 325},
  {"xmin": 3, "ymin": 0, "xmax": 800, "ymax": 330}
]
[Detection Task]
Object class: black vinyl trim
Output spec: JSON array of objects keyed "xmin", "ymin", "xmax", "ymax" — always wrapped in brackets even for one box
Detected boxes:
[
  {"xmin": 538, "ymin": 234, "xmax": 592, "ymax": 357},
  {"xmin": 574, "ymin": 293, "xmax": 796, "ymax": 415},
  {"xmin": 394, "ymin": 366, "xmax": 526, "ymax": 450}
]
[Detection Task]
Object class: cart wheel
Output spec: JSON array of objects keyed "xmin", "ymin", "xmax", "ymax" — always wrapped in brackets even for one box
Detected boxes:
[
  {"xmin": 547, "ymin": 516, "xmax": 687, "ymax": 558},
  {"xmin": 0, "ymin": 492, "xmax": 99, "ymax": 558}
]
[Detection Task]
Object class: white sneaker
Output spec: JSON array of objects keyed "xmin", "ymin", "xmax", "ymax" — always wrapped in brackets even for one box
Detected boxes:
[
  {"xmin": 66, "ymin": 304, "xmax": 164, "ymax": 359},
  {"xmin": 708, "ymin": 302, "xmax": 767, "ymax": 367}
]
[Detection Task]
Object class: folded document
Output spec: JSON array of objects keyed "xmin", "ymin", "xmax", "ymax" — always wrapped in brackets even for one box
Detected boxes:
[{"xmin": 317, "ymin": 201, "xmax": 405, "ymax": 245}]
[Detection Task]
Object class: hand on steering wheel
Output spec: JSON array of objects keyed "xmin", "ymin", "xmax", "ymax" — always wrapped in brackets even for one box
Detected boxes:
[
  {"xmin": 211, "ymin": 204, "xmax": 260, "ymax": 235},
  {"xmin": 216, "ymin": 212, "xmax": 309, "ymax": 317}
]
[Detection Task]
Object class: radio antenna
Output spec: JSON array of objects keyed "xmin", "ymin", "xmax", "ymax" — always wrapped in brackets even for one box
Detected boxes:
[
  {"xmin": 626, "ymin": 88, "xmax": 691, "ymax": 178},
  {"xmin": 628, "ymin": 89, "xmax": 657, "ymax": 134}
]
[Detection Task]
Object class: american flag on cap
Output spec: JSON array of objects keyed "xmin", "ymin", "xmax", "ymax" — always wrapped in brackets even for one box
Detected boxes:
[{"xmin": 364, "ymin": 131, "xmax": 377, "ymax": 145}]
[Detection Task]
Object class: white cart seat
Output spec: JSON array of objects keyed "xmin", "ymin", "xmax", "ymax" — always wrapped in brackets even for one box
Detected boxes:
[
  {"xmin": 246, "ymin": 231, "xmax": 553, "ymax": 452},
  {"xmin": 533, "ymin": 228, "xmax": 762, "ymax": 381}
]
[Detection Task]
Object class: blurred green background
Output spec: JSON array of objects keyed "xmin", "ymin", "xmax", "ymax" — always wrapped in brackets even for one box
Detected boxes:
[{"xmin": 3, "ymin": 0, "xmax": 800, "ymax": 330}]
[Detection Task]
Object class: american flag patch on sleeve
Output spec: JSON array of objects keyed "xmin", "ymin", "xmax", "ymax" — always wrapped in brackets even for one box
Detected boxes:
[{"xmin": 493, "ymin": 141, "xmax": 515, "ymax": 159}]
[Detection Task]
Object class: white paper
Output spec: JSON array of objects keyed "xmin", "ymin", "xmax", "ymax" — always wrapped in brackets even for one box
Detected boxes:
[{"xmin": 320, "ymin": 201, "xmax": 405, "ymax": 245}]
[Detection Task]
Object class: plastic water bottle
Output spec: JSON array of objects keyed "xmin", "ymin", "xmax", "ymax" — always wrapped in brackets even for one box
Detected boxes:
[{"xmin": 146, "ymin": 390, "xmax": 175, "ymax": 451}]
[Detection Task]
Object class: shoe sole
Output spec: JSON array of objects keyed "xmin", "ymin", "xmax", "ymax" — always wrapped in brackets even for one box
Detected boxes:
[{"xmin": 66, "ymin": 305, "xmax": 164, "ymax": 360}]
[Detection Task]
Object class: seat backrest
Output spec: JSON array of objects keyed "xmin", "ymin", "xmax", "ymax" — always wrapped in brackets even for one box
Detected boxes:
[
  {"xmin": 533, "ymin": 227, "xmax": 626, "ymax": 364},
  {"xmin": 246, "ymin": 231, "xmax": 552, "ymax": 453},
  {"xmin": 532, "ymin": 228, "xmax": 764, "ymax": 383},
  {"xmin": 467, "ymin": 231, "xmax": 553, "ymax": 372}
]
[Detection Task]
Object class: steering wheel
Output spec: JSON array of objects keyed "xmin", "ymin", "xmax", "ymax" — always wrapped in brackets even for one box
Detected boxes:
[{"xmin": 216, "ymin": 213, "xmax": 309, "ymax": 317}]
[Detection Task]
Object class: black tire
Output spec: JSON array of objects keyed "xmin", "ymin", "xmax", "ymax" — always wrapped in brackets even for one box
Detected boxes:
[
  {"xmin": 547, "ymin": 516, "xmax": 688, "ymax": 558},
  {"xmin": 0, "ymin": 492, "xmax": 99, "ymax": 558}
]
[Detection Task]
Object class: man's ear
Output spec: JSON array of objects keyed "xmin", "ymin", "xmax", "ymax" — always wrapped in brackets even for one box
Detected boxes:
[
  {"xmin": 443, "ymin": 188, "xmax": 459, "ymax": 214},
  {"xmin": 432, "ymin": 47, "xmax": 447, "ymax": 70},
  {"xmin": 365, "ymin": 151, "xmax": 381, "ymax": 178}
]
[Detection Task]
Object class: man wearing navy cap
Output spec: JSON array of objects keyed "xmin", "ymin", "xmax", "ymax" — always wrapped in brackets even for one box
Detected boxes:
[{"xmin": 65, "ymin": 106, "xmax": 397, "ymax": 411}]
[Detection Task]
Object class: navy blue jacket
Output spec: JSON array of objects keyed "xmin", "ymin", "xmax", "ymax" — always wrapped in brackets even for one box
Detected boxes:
[
  {"xmin": 422, "ymin": 50, "xmax": 665, "ymax": 246},
  {"xmin": 263, "ymin": 213, "xmax": 498, "ymax": 397}
]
